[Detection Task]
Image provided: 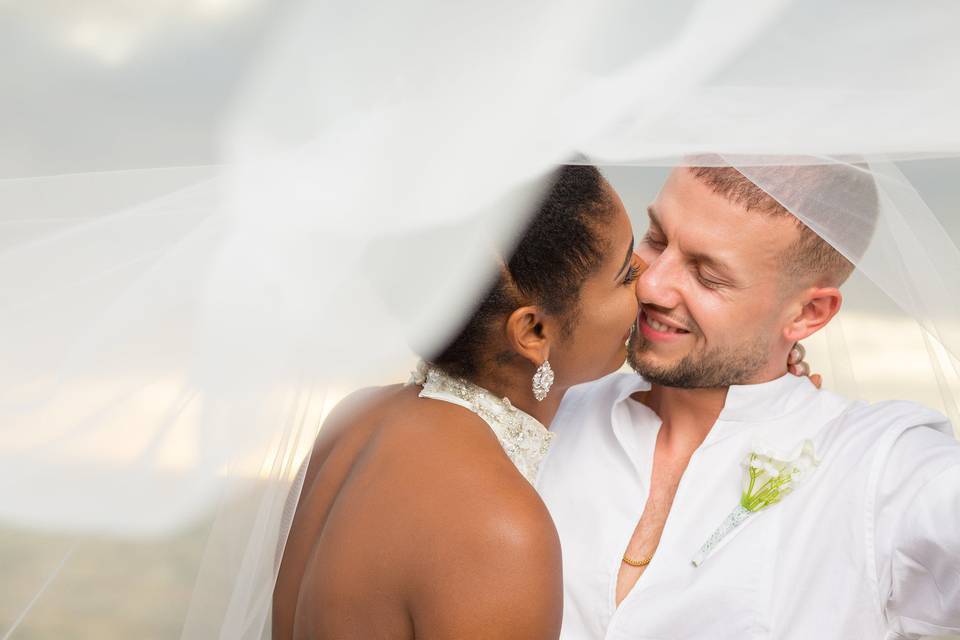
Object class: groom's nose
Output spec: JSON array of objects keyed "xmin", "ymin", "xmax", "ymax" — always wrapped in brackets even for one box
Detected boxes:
[{"xmin": 636, "ymin": 252, "xmax": 682, "ymax": 310}]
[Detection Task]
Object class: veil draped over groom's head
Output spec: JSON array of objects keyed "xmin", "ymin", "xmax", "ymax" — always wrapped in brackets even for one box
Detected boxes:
[{"xmin": 689, "ymin": 162, "xmax": 880, "ymax": 286}]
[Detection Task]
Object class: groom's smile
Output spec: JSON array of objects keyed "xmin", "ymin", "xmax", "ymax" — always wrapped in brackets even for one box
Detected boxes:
[{"xmin": 638, "ymin": 307, "xmax": 691, "ymax": 341}]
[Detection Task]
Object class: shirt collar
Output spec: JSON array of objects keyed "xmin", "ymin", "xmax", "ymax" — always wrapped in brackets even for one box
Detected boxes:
[
  {"xmin": 718, "ymin": 373, "xmax": 818, "ymax": 422},
  {"xmin": 613, "ymin": 373, "xmax": 652, "ymax": 405},
  {"xmin": 610, "ymin": 372, "xmax": 815, "ymax": 418},
  {"xmin": 609, "ymin": 372, "xmax": 819, "ymax": 447}
]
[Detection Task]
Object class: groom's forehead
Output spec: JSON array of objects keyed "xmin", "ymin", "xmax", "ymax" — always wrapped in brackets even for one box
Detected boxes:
[
  {"xmin": 656, "ymin": 170, "xmax": 781, "ymax": 226},
  {"xmin": 651, "ymin": 170, "xmax": 797, "ymax": 265}
]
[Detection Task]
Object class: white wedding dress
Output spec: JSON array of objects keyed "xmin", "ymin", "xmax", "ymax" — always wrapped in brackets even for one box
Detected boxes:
[{"xmin": 410, "ymin": 361, "xmax": 555, "ymax": 485}]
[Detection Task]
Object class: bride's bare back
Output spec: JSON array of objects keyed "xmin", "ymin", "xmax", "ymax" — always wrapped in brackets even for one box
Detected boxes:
[{"xmin": 273, "ymin": 384, "xmax": 562, "ymax": 640}]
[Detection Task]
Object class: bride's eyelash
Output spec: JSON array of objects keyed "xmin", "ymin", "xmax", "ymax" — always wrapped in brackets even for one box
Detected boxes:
[{"xmin": 622, "ymin": 264, "xmax": 641, "ymax": 286}]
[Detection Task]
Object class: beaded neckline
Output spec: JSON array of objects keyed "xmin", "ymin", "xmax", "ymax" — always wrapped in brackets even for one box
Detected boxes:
[{"xmin": 408, "ymin": 361, "xmax": 554, "ymax": 485}]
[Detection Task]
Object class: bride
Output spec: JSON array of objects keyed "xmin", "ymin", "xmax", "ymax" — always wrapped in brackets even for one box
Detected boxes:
[{"xmin": 272, "ymin": 165, "xmax": 810, "ymax": 639}]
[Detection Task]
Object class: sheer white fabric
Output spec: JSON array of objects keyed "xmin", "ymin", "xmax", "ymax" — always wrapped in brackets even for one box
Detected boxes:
[{"xmin": 1, "ymin": 0, "xmax": 959, "ymax": 638}]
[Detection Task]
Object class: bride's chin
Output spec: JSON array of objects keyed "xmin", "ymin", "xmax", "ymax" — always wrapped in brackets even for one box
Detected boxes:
[
  {"xmin": 586, "ymin": 344, "xmax": 629, "ymax": 384},
  {"xmin": 608, "ymin": 346, "xmax": 628, "ymax": 373}
]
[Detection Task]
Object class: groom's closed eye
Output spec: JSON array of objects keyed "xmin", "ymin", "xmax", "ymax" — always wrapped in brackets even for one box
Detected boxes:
[
  {"xmin": 643, "ymin": 208, "xmax": 668, "ymax": 249},
  {"xmin": 642, "ymin": 231, "xmax": 666, "ymax": 252},
  {"xmin": 687, "ymin": 252, "xmax": 737, "ymax": 289},
  {"xmin": 695, "ymin": 270, "xmax": 726, "ymax": 289},
  {"xmin": 644, "ymin": 207, "xmax": 738, "ymax": 288}
]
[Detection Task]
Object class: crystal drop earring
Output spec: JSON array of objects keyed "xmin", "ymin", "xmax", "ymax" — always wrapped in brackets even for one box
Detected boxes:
[{"xmin": 532, "ymin": 360, "xmax": 555, "ymax": 402}]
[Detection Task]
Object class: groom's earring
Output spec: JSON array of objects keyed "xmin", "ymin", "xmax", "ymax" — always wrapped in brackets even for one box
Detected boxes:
[{"xmin": 532, "ymin": 360, "xmax": 555, "ymax": 402}]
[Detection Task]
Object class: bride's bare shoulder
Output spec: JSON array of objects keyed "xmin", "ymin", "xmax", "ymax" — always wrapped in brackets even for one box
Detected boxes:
[
  {"xmin": 370, "ymin": 393, "xmax": 562, "ymax": 638},
  {"xmin": 314, "ymin": 381, "xmax": 556, "ymax": 540},
  {"xmin": 333, "ymin": 381, "xmax": 558, "ymax": 540},
  {"xmin": 300, "ymin": 383, "xmax": 562, "ymax": 637}
]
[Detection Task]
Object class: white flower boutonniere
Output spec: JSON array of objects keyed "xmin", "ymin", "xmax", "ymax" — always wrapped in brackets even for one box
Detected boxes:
[{"xmin": 691, "ymin": 439, "xmax": 820, "ymax": 567}]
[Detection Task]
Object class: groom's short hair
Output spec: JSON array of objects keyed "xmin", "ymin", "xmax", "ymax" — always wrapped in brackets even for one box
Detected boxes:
[{"xmin": 690, "ymin": 164, "xmax": 879, "ymax": 286}]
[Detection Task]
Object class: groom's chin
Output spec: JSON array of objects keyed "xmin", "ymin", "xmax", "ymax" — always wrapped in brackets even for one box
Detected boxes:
[
  {"xmin": 627, "ymin": 335, "xmax": 663, "ymax": 371},
  {"xmin": 628, "ymin": 358, "xmax": 704, "ymax": 389},
  {"xmin": 626, "ymin": 340, "xmax": 703, "ymax": 388},
  {"xmin": 626, "ymin": 342, "xmax": 663, "ymax": 379}
]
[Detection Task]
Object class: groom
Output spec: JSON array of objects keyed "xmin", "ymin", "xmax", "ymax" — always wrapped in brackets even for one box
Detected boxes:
[{"xmin": 536, "ymin": 164, "xmax": 960, "ymax": 639}]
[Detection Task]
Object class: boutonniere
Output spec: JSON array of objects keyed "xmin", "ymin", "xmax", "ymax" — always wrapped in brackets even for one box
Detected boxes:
[{"xmin": 691, "ymin": 439, "xmax": 820, "ymax": 567}]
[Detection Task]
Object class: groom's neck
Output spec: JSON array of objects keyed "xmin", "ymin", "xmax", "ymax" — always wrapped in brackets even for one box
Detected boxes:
[{"xmin": 635, "ymin": 384, "xmax": 729, "ymax": 451}]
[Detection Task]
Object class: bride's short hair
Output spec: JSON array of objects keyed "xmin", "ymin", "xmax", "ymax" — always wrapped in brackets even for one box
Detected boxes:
[{"xmin": 429, "ymin": 164, "xmax": 616, "ymax": 380}]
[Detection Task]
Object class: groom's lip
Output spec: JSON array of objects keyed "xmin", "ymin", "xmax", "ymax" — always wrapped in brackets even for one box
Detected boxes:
[{"xmin": 639, "ymin": 309, "xmax": 690, "ymax": 342}]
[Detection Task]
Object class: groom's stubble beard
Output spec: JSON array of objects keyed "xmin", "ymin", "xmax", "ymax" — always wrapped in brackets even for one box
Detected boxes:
[{"xmin": 626, "ymin": 329, "xmax": 771, "ymax": 388}]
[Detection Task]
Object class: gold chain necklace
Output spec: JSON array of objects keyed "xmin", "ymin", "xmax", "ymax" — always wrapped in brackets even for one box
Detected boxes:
[{"xmin": 622, "ymin": 553, "xmax": 653, "ymax": 567}]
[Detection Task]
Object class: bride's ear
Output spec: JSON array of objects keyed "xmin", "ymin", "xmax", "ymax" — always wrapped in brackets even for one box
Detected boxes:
[{"xmin": 504, "ymin": 305, "xmax": 552, "ymax": 367}]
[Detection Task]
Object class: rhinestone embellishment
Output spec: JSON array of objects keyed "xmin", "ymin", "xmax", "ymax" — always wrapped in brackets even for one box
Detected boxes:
[
  {"xmin": 691, "ymin": 505, "xmax": 752, "ymax": 567},
  {"xmin": 532, "ymin": 360, "xmax": 555, "ymax": 402},
  {"xmin": 411, "ymin": 362, "xmax": 555, "ymax": 484}
]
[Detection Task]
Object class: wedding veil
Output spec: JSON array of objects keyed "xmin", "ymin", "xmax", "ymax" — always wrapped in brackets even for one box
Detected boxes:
[{"xmin": 2, "ymin": 0, "xmax": 958, "ymax": 637}]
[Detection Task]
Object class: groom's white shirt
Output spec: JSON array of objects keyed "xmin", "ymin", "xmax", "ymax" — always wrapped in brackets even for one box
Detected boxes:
[{"xmin": 536, "ymin": 371, "xmax": 960, "ymax": 640}]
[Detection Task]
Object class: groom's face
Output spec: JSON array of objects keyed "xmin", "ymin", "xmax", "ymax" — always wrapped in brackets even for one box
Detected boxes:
[{"xmin": 628, "ymin": 168, "xmax": 800, "ymax": 388}]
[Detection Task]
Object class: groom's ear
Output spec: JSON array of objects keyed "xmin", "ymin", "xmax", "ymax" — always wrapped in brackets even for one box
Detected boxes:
[
  {"xmin": 505, "ymin": 306, "xmax": 552, "ymax": 367},
  {"xmin": 783, "ymin": 287, "xmax": 843, "ymax": 342}
]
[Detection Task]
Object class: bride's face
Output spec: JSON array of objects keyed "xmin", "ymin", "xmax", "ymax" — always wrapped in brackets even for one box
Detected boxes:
[{"xmin": 549, "ymin": 181, "xmax": 643, "ymax": 387}]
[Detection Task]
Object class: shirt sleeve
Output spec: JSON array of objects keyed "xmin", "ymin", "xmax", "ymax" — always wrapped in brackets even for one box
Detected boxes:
[{"xmin": 875, "ymin": 424, "xmax": 960, "ymax": 638}]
